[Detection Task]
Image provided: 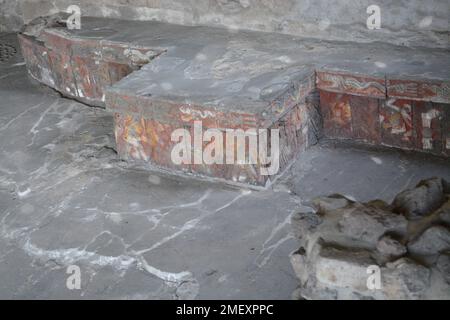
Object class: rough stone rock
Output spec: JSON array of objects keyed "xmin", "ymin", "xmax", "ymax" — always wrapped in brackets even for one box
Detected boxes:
[
  {"xmin": 437, "ymin": 198, "xmax": 450, "ymax": 225},
  {"xmin": 22, "ymin": 12, "xmax": 67, "ymax": 36},
  {"xmin": 300, "ymin": 284, "xmax": 338, "ymax": 300},
  {"xmin": 436, "ymin": 253, "xmax": 450, "ymax": 284},
  {"xmin": 290, "ymin": 211, "xmax": 322, "ymax": 242},
  {"xmin": 376, "ymin": 235, "xmax": 407, "ymax": 259},
  {"xmin": 291, "ymin": 287, "xmax": 304, "ymax": 300},
  {"xmin": 314, "ymin": 246, "xmax": 374, "ymax": 290},
  {"xmin": 408, "ymin": 226, "xmax": 450, "ymax": 257},
  {"xmin": 289, "ymin": 248, "xmax": 308, "ymax": 285},
  {"xmin": 443, "ymin": 179, "xmax": 450, "ymax": 194},
  {"xmin": 441, "ymin": 212, "xmax": 450, "ymax": 225},
  {"xmin": 337, "ymin": 204, "xmax": 408, "ymax": 245},
  {"xmin": 393, "ymin": 178, "xmax": 446, "ymax": 220},
  {"xmin": 290, "ymin": 179, "xmax": 450, "ymax": 300},
  {"xmin": 383, "ymin": 258, "xmax": 431, "ymax": 300},
  {"xmin": 366, "ymin": 200, "xmax": 391, "ymax": 211},
  {"xmin": 311, "ymin": 194, "xmax": 352, "ymax": 214}
]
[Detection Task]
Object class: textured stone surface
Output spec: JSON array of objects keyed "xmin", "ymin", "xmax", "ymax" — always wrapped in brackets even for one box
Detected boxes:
[
  {"xmin": 436, "ymin": 253, "xmax": 450, "ymax": 283},
  {"xmin": 319, "ymin": 91, "xmax": 450, "ymax": 157},
  {"xmin": 349, "ymin": 95, "xmax": 381, "ymax": 144},
  {"xmin": 314, "ymin": 246, "xmax": 374, "ymax": 290},
  {"xmin": 387, "ymin": 79, "xmax": 450, "ymax": 104},
  {"xmin": 14, "ymin": 0, "xmax": 450, "ymax": 49},
  {"xmin": 438, "ymin": 199, "xmax": 450, "ymax": 224},
  {"xmin": 380, "ymin": 99, "xmax": 415, "ymax": 149},
  {"xmin": 19, "ymin": 16, "xmax": 164, "ymax": 106},
  {"xmin": 408, "ymin": 226, "xmax": 450, "ymax": 256},
  {"xmin": 0, "ymin": 0, "xmax": 23, "ymax": 32},
  {"xmin": 311, "ymin": 194, "xmax": 352, "ymax": 214},
  {"xmin": 20, "ymin": 16, "xmax": 450, "ymax": 107},
  {"xmin": 393, "ymin": 177, "xmax": 445, "ymax": 220},
  {"xmin": 319, "ymin": 92, "xmax": 352, "ymax": 139},
  {"xmin": 290, "ymin": 178, "xmax": 450, "ymax": 300},
  {"xmin": 376, "ymin": 235, "xmax": 407, "ymax": 259},
  {"xmin": 413, "ymin": 102, "xmax": 444, "ymax": 153},
  {"xmin": 383, "ymin": 258, "xmax": 431, "ymax": 300},
  {"xmin": 290, "ymin": 211, "xmax": 322, "ymax": 244},
  {"xmin": 337, "ymin": 204, "xmax": 408, "ymax": 245}
]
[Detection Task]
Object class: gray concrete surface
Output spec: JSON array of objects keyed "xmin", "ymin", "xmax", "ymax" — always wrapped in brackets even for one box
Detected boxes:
[
  {"xmin": 0, "ymin": 33, "xmax": 449, "ymax": 299},
  {"xmin": 2, "ymin": 0, "xmax": 449, "ymax": 48},
  {"xmin": 0, "ymin": 0, "xmax": 24, "ymax": 32}
]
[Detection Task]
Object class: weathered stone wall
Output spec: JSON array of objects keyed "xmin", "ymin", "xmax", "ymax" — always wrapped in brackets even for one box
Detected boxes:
[{"xmin": 3, "ymin": 0, "xmax": 449, "ymax": 47}]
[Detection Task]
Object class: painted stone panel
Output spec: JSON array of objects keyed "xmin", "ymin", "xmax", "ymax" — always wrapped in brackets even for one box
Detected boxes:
[
  {"xmin": 317, "ymin": 71, "xmax": 386, "ymax": 99},
  {"xmin": 442, "ymin": 106, "xmax": 450, "ymax": 156},
  {"xmin": 18, "ymin": 34, "xmax": 55, "ymax": 87},
  {"xmin": 350, "ymin": 95, "xmax": 381, "ymax": 144},
  {"xmin": 380, "ymin": 99, "xmax": 414, "ymax": 149},
  {"xmin": 112, "ymin": 97, "xmax": 321, "ymax": 187},
  {"xmin": 413, "ymin": 101, "xmax": 443, "ymax": 154},
  {"xmin": 387, "ymin": 79, "xmax": 450, "ymax": 104},
  {"xmin": 319, "ymin": 91, "xmax": 352, "ymax": 139}
]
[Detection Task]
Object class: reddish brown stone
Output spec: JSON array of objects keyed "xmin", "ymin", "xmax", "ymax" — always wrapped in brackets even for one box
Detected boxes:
[
  {"xmin": 113, "ymin": 112, "xmax": 268, "ymax": 186},
  {"xmin": 47, "ymin": 50, "xmax": 78, "ymax": 97},
  {"xmin": 112, "ymin": 98, "xmax": 320, "ymax": 187},
  {"xmin": 272, "ymin": 105, "xmax": 306, "ymax": 173},
  {"xmin": 69, "ymin": 57, "xmax": 134, "ymax": 103},
  {"xmin": 18, "ymin": 34, "xmax": 54, "ymax": 87},
  {"xmin": 380, "ymin": 99, "xmax": 414, "ymax": 149},
  {"xmin": 387, "ymin": 78, "xmax": 450, "ymax": 104},
  {"xmin": 319, "ymin": 91, "xmax": 352, "ymax": 139},
  {"xmin": 350, "ymin": 95, "xmax": 381, "ymax": 144},
  {"xmin": 18, "ymin": 15, "xmax": 450, "ymax": 190},
  {"xmin": 72, "ymin": 56, "xmax": 100, "ymax": 100},
  {"xmin": 442, "ymin": 106, "xmax": 450, "ymax": 156},
  {"xmin": 108, "ymin": 62, "xmax": 135, "ymax": 84},
  {"xmin": 114, "ymin": 113, "xmax": 187, "ymax": 171},
  {"xmin": 317, "ymin": 70, "xmax": 386, "ymax": 99},
  {"xmin": 18, "ymin": 30, "xmax": 159, "ymax": 106},
  {"xmin": 41, "ymin": 30, "xmax": 73, "ymax": 54},
  {"xmin": 413, "ymin": 102, "xmax": 444, "ymax": 154}
]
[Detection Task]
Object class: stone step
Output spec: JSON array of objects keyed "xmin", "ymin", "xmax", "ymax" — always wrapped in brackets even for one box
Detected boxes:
[{"xmin": 18, "ymin": 14, "xmax": 450, "ymax": 187}]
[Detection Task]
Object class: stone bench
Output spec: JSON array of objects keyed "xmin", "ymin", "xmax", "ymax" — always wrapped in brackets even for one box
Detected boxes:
[{"xmin": 18, "ymin": 14, "xmax": 450, "ymax": 188}]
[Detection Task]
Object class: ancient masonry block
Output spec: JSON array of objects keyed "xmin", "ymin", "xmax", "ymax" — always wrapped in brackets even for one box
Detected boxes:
[
  {"xmin": 387, "ymin": 78, "xmax": 450, "ymax": 104},
  {"xmin": 380, "ymin": 99, "xmax": 414, "ymax": 149},
  {"xmin": 319, "ymin": 91, "xmax": 352, "ymax": 139},
  {"xmin": 316, "ymin": 70, "xmax": 386, "ymax": 99},
  {"xmin": 107, "ymin": 76, "xmax": 319, "ymax": 188},
  {"xmin": 350, "ymin": 95, "xmax": 381, "ymax": 144},
  {"xmin": 318, "ymin": 70, "xmax": 450, "ymax": 157},
  {"xmin": 18, "ymin": 14, "xmax": 450, "ymax": 187},
  {"xmin": 18, "ymin": 23, "xmax": 162, "ymax": 106}
]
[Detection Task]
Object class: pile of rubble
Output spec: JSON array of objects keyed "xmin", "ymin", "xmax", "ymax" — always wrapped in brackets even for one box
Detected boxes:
[{"xmin": 290, "ymin": 178, "xmax": 450, "ymax": 300}]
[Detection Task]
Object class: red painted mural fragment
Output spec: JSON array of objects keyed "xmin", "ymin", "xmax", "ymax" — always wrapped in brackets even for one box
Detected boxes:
[{"xmin": 320, "ymin": 91, "xmax": 352, "ymax": 139}]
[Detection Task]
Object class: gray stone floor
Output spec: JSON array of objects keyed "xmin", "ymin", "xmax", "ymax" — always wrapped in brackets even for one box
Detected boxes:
[{"xmin": 0, "ymin": 33, "xmax": 449, "ymax": 299}]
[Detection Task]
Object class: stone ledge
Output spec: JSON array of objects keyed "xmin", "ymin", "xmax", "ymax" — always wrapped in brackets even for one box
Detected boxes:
[{"xmin": 17, "ymin": 14, "xmax": 450, "ymax": 186}]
